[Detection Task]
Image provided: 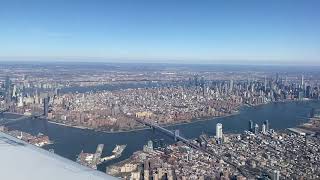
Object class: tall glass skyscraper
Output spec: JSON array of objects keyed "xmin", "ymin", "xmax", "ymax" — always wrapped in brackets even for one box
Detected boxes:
[{"xmin": 216, "ymin": 123, "xmax": 223, "ymax": 139}]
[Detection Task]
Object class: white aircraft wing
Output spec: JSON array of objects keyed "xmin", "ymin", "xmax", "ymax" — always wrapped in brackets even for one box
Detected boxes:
[{"xmin": 0, "ymin": 131, "xmax": 118, "ymax": 180}]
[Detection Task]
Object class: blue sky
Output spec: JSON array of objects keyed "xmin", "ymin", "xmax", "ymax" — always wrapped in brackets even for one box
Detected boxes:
[{"xmin": 0, "ymin": 0, "xmax": 320, "ymax": 64}]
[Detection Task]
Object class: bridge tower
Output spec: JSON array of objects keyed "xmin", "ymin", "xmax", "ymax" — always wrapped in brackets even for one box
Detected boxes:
[{"xmin": 174, "ymin": 129, "xmax": 180, "ymax": 141}]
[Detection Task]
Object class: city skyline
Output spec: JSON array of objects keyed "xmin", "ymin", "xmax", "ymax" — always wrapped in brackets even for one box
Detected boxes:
[
  {"xmin": 1, "ymin": 61, "xmax": 320, "ymax": 179},
  {"xmin": 1, "ymin": 0, "xmax": 320, "ymax": 64}
]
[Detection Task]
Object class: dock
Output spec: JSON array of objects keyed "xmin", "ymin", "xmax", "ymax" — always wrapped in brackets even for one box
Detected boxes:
[{"xmin": 77, "ymin": 144, "xmax": 104, "ymax": 169}]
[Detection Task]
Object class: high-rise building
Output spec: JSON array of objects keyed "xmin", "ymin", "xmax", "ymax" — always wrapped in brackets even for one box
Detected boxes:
[
  {"xmin": 4, "ymin": 76, "xmax": 10, "ymax": 93},
  {"xmin": 306, "ymin": 86, "xmax": 311, "ymax": 98},
  {"xmin": 249, "ymin": 120, "xmax": 253, "ymax": 132},
  {"xmin": 43, "ymin": 97, "xmax": 49, "ymax": 117},
  {"xmin": 143, "ymin": 160, "xmax": 150, "ymax": 180},
  {"xmin": 305, "ymin": 136, "xmax": 308, "ymax": 146},
  {"xmin": 4, "ymin": 76, "xmax": 11, "ymax": 103},
  {"xmin": 301, "ymin": 74, "xmax": 304, "ymax": 88},
  {"xmin": 147, "ymin": 140, "xmax": 153, "ymax": 150},
  {"xmin": 12, "ymin": 85, "xmax": 17, "ymax": 98},
  {"xmin": 143, "ymin": 140, "xmax": 154, "ymax": 153},
  {"xmin": 254, "ymin": 124, "xmax": 259, "ymax": 134},
  {"xmin": 271, "ymin": 170, "xmax": 280, "ymax": 180},
  {"xmin": 262, "ymin": 124, "xmax": 266, "ymax": 134},
  {"xmin": 298, "ymin": 91, "xmax": 304, "ymax": 100},
  {"xmin": 216, "ymin": 123, "xmax": 223, "ymax": 139},
  {"xmin": 17, "ymin": 96, "xmax": 23, "ymax": 107},
  {"xmin": 264, "ymin": 76, "xmax": 267, "ymax": 92},
  {"xmin": 229, "ymin": 79, "xmax": 233, "ymax": 93},
  {"xmin": 264, "ymin": 120, "xmax": 269, "ymax": 132},
  {"xmin": 194, "ymin": 75, "xmax": 199, "ymax": 87},
  {"xmin": 200, "ymin": 76, "xmax": 205, "ymax": 88},
  {"xmin": 167, "ymin": 170, "xmax": 174, "ymax": 180}
]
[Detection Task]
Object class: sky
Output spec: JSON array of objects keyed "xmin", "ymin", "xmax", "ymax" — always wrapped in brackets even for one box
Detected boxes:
[{"xmin": 0, "ymin": 0, "xmax": 320, "ymax": 64}]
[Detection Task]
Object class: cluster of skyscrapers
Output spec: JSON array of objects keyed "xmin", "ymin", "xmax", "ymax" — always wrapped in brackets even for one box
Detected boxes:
[
  {"xmin": 249, "ymin": 120, "xmax": 270, "ymax": 134},
  {"xmin": 215, "ymin": 119, "xmax": 271, "ymax": 143}
]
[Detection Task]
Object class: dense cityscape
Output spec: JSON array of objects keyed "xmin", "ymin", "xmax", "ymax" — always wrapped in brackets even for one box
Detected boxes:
[
  {"xmin": 1, "ymin": 64, "xmax": 320, "ymax": 131},
  {"xmin": 107, "ymin": 117, "xmax": 320, "ymax": 179},
  {"xmin": 0, "ymin": 63, "xmax": 320, "ymax": 180}
]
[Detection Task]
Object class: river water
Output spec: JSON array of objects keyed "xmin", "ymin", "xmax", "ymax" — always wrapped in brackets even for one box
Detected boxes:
[{"xmin": 4, "ymin": 100, "xmax": 320, "ymax": 172}]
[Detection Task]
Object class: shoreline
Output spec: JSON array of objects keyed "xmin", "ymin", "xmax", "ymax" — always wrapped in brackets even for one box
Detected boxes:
[
  {"xmin": 3, "ymin": 99, "xmax": 317, "ymax": 134},
  {"xmin": 4, "ymin": 110, "xmax": 241, "ymax": 134}
]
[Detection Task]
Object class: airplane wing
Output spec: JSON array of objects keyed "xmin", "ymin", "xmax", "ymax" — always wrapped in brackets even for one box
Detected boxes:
[{"xmin": 0, "ymin": 131, "xmax": 118, "ymax": 180}]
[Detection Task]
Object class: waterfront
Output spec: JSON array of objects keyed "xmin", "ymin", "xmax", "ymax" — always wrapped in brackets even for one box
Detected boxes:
[{"xmin": 4, "ymin": 100, "xmax": 320, "ymax": 172}]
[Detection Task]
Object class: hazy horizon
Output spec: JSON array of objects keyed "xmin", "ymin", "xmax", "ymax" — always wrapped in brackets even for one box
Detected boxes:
[{"xmin": 0, "ymin": 57, "xmax": 319, "ymax": 67}]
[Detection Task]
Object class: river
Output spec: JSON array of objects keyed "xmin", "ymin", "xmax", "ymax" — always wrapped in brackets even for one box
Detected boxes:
[{"xmin": 3, "ymin": 100, "xmax": 320, "ymax": 172}]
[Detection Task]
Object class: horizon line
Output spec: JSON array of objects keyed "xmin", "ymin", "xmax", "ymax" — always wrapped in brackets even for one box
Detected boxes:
[{"xmin": 0, "ymin": 56, "xmax": 319, "ymax": 66}]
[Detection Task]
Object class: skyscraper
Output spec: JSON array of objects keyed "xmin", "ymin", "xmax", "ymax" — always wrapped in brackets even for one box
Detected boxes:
[
  {"xmin": 262, "ymin": 124, "xmax": 266, "ymax": 134},
  {"xmin": 216, "ymin": 123, "xmax": 223, "ymax": 139},
  {"xmin": 285, "ymin": 76, "xmax": 288, "ymax": 85},
  {"xmin": 249, "ymin": 120, "xmax": 253, "ymax": 132},
  {"xmin": 264, "ymin": 120, "xmax": 269, "ymax": 132},
  {"xmin": 254, "ymin": 124, "xmax": 259, "ymax": 134},
  {"xmin": 200, "ymin": 76, "xmax": 205, "ymax": 88},
  {"xmin": 143, "ymin": 140, "xmax": 154, "ymax": 153},
  {"xmin": 147, "ymin": 140, "xmax": 153, "ymax": 150},
  {"xmin": 194, "ymin": 75, "xmax": 199, "ymax": 87},
  {"xmin": 264, "ymin": 76, "xmax": 267, "ymax": 92},
  {"xmin": 229, "ymin": 79, "xmax": 233, "ymax": 93},
  {"xmin": 271, "ymin": 170, "xmax": 280, "ymax": 180},
  {"xmin": 306, "ymin": 86, "xmax": 311, "ymax": 98},
  {"xmin": 4, "ymin": 76, "xmax": 10, "ymax": 93},
  {"xmin": 43, "ymin": 97, "xmax": 49, "ymax": 117},
  {"xmin": 17, "ymin": 96, "xmax": 23, "ymax": 107},
  {"xmin": 4, "ymin": 76, "xmax": 11, "ymax": 103}
]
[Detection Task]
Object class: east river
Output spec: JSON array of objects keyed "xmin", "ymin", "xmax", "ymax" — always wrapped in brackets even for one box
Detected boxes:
[{"xmin": 3, "ymin": 100, "xmax": 320, "ymax": 172}]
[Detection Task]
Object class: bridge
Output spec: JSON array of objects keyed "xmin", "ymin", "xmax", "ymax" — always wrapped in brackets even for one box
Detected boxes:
[
  {"xmin": 135, "ymin": 118, "xmax": 249, "ymax": 177},
  {"xmin": 0, "ymin": 111, "xmax": 43, "ymax": 126},
  {"xmin": 136, "ymin": 119, "xmax": 202, "ymax": 150}
]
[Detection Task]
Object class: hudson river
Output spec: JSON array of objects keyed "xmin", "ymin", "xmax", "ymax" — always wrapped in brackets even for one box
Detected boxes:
[{"xmin": 4, "ymin": 100, "xmax": 320, "ymax": 172}]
